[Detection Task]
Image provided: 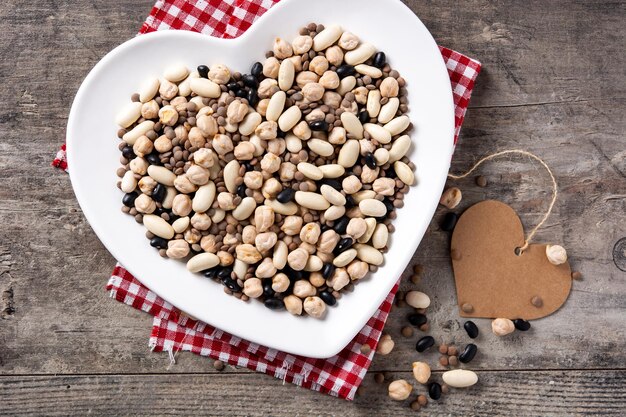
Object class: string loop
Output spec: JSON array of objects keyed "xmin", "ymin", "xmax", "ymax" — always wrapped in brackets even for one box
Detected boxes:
[{"xmin": 448, "ymin": 150, "xmax": 557, "ymax": 254}]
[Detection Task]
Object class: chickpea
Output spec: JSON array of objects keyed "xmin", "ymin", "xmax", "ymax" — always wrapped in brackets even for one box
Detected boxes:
[
  {"xmin": 200, "ymin": 234, "xmax": 220, "ymax": 253},
  {"xmin": 184, "ymin": 228, "xmax": 201, "ymax": 244},
  {"xmin": 256, "ymin": 98, "xmax": 270, "ymax": 117},
  {"xmin": 159, "ymin": 79, "xmax": 178, "ymax": 100},
  {"xmin": 261, "ymin": 177, "xmax": 282, "ymax": 198},
  {"xmin": 254, "ymin": 206, "xmax": 275, "ymax": 233},
  {"xmin": 309, "ymin": 56, "xmax": 329, "ymax": 76},
  {"xmin": 388, "ymin": 380, "xmax": 412, "ymax": 401},
  {"xmin": 260, "ymin": 152, "xmax": 281, "ymax": 173},
  {"xmin": 353, "ymin": 86, "xmax": 368, "ymax": 105},
  {"xmin": 291, "ymin": 35, "xmax": 313, "ymax": 54},
  {"xmin": 273, "ymin": 37, "xmax": 293, "ymax": 59},
  {"xmin": 317, "ymin": 229, "xmax": 340, "ymax": 253},
  {"xmin": 255, "ymin": 257, "xmax": 277, "ymax": 278},
  {"xmin": 134, "ymin": 193, "xmax": 156, "ymax": 214},
  {"xmin": 292, "ymin": 280, "xmax": 316, "ymax": 298},
  {"xmin": 373, "ymin": 177, "xmax": 395, "ymax": 196},
  {"xmin": 223, "ymin": 232, "xmax": 239, "ymax": 246},
  {"xmin": 302, "ymin": 83, "xmax": 325, "ymax": 102},
  {"xmin": 287, "ymin": 248, "xmax": 309, "ymax": 271},
  {"xmin": 380, "ymin": 77, "xmax": 399, "ymax": 98},
  {"xmin": 325, "ymin": 45, "xmax": 344, "ymax": 66},
  {"xmin": 360, "ymin": 165, "xmax": 379, "ymax": 184},
  {"xmin": 319, "ymin": 71, "xmax": 340, "ymax": 90},
  {"xmin": 255, "ymin": 120, "xmax": 278, "ymax": 140},
  {"xmin": 166, "ymin": 239, "xmax": 190, "ymax": 259},
  {"xmin": 187, "ymin": 126, "xmax": 206, "ymax": 149},
  {"xmin": 258, "ymin": 78, "xmax": 279, "ymax": 99},
  {"xmin": 208, "ymin": 63, "xmax": 230, "ymax": 85},
  {"xmin": 338, "ymin": 31, "xmax": 359, "ymax": 50},
  {"xmin": 255, "ymin": 231, "xmax": 278, "ymax": 253},
  {"xmin": 292, "ymin": 120, "xmax": 311, "ymax": 140},
  {"xmin": 359, "ymin": 139, "xmax": 376, "ymax": 155},
  {"xmin": 242, "ymin": 225, "xmax": 257, "ymax": 244},
  {"xmin": 328, "ymin": 127, "xmax": 346, "ymax": 145},
  {"xmin": 328, "ymin": 268, "xmax": 350, "ymax": 291},
  {"xmin": 281, "ymin": 215, "xmax": 303, "ymax": 236},
  {"xmin": 186, "ymin": 165, "xmax": 210, "ymax": 186},
  {"xmin": 303, "ymin": 296, "xmax": 326, "ymax": 318},
  {"xmin": 299, "ymin": 222, "xmax": 321, "ymax": 245},
  {"xmin": 272, "ymin": 273, "xmax": 290, "ymax": 293},
  {"xmin": 212, "ymin": 134, "xmax": 234, "ymax": 155},
  {"xmin": 226, "ymin": 99, "xmax": 248, "ymax": 124},
  {"xmin": 439, "ymin": 187, "xmax": 462, "ymax": 209},
  {"xmin": 284, "ymin": 295, "xmax": 303, "ymax": 315},
  {"xmin": 170, "ymin": 96, "xmax": 188, "ymax": 112},
  {"xmin": 376, "ymin": 334, "xmax": 395, "ymax": 355},
  {"xmin": 267, "ymin": 138, "xmax": 286, "ymax": 155},
  {"xmin": 235, "ymin": 243, "xmax": 263, "ymax": 264},
  {"xmin": 295, "ymin": 71, "xmax": 319, "ymax": 88},
  {"xmin": 347, "ymin": 260, "xmax": 369, "ymax": 280},
  {"xmin": 262, "ymin": 57, "xmax": 280, "ymax": 78},
  {"xmin": 138, "ymin": 176, "xmax": 157, "ymax": 194},
  {"xmin": 193, "ymin": 148, "xmax": 215, "ymax": 169},
  {"xmin": 546, "ymin": 244, "xmax": 567, "ymax": 265},
  {"xmin": 309, "ymin": 272, "xmax": 326, "ymax": 287},
  {"xmin": 175, "ymin": 124, "xmax": 189, "ymax": 141},
  {"xmin": 154, "ymin": 136, "xmax": 173, "ymax": 153},
  {"xmin": 243, "ymin": 277, "xmax": 263, "ymax": 298},
  {"xmin": 279, "ymin": 162, "xmax": 297, "ymax": 182},
  {"xmin": 322, "ymin": 91, "xmax": 342, "ymax": 108},
  {"xmin": 346, "ymin": 218, "xmax": 367, "ymax": 239},
  {"xmin": 342, "ymin": 175, "xmax": 363, "ymax": 194},
  {"xmin": 174, "ymin": 174, "xmax": 198, "ymax": 194},
  {"xmin": 492, "ymin": 318, "xmax": 515, "ymax": 336},
  {"xmin": 130, "ymin": 157, "xmax": 148, "ymax": 175},
  {"xmin": 412, "ymin": 362, "xmax": 431, "ymax": 384},
  {"xmin": 196, "ymin": 114, "xmax": 218, "ymax": 137},
  {"xmin": 191, "ymin": 212, "xmax": 211, "ymax": 231},
  {"xmin": 141, "ymin": 100, "xmax": 160, "ymax": 119},
  {"xmin": 217, "ymin": 250, "xmax": 234, "ymax": 266},
  {"xmin": 158, "ymin": 105, "xmax": 178, "ymax": 126},
  {"xmin": 217, "ymin": 192, "xmax": 236, "ymax": 210},
  {"xmin": 172, "ymin": 194, "xmax": 192, "ymax": 216},
  {"xmin": 133, "ymin": 135, "xmax": 153, "ymax": 157}
]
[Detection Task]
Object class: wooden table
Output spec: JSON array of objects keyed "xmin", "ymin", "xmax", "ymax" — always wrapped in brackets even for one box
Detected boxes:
[{"xmin": 1, "ymin": 0, "xmax": 624, "ymax": 415}]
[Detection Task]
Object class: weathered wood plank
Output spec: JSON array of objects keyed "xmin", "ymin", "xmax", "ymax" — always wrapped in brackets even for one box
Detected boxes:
[{"xmin": 1, "ymin": 370, "xmax": 625, "ymax": 416}]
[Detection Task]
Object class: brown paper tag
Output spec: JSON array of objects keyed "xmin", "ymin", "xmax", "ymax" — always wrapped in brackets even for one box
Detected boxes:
[{"xmin": 451, "ymin": 200, "xmax": 572, "ymax": 320}]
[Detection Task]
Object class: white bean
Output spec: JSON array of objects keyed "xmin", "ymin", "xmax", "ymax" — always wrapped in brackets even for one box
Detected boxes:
[
  {"xmin": 266, "ymin": 91, "xmax": 286, "ymax": 122},
  {"xmin": 340, "ymin": 112, "xmax": 363, "ymax": 139},
  {"xmin": 374, "ymin": 148, "xmax": 390, "ymax": 165},
  {"xmin": 233, "ymin": 259, "xmax": 248, "ymax": 280},
  {"xmin": 320, "ymin": 184, "xmax": 346, "ymax": 206},
  {"xmin": 277, "ymin": 105, "xmax": 301, "ymax": 132},
  {"xmin": 148, "ymin": 165, "xmax": 176, "ymax": 186},
  {"xmin": 295, "ymin": 191, "xmax": 330, "ymax": 210},
  {"xmin": 355, "ymin": 64, "xmax": 382, "ymax": 78},
  {"xmin": 239, "ymin": 112, "xmax": 262, "ymax": 136},
  {"xmin": 190, "ymin": 78, "xmax": 221, "ymax": 98},
  {"xmin": 364, "ymin": 123, "xmax": 391, "ymax": 144},
  {"xmin": 371, "ymin": 223, "xmax": 389, "ymax": 249},
  {"xmin": 211, "ymin": 208, "xmax": 225, "ymax": 223},
  {"xmin": 278, "ymin": 59, "xmax": 295, "ymax": 91},
  {"xmin": 304, "ymin": 255, "xmax": 323, "ymax": 272},
  {"xmin": 187, "ymin": 252, "xmax": 219, "ymax": 273},
  {"xmin": 359, "ymin": 199, "xmax": 387, "ymax": 217},
  {"xmin": 172, "ymin": 216, "xmax": 190, "ymax": 234},
  {"xmin": 319, "ymin": 164, "xmax": 345, "ymax": 178},
  {"xmin": 384, "ymin": 115, "xmax": 410, "ymax": 136},
  {"xmin": 358, "ymin": 218, "xmax": 377, "ymax": 243},
  {"xmin": 313, "ymin": 25, "xmax": 343, "ymax": 51},
  {"xmin": 442, "ymin": 370, "xmax": 478, "ymax": 388},
  {"xmin": 223, "ymin": 160, "xmax": 240, "ymax": 193},
  {"xmin": 143, "ymin": 214, "xmax": 174, "ymax": 239},
  {"xmin": 333, "ymin": 249, "xmax": 357, "ymax": 267},
  {"xmin": 354, "ymin": 243, "xmax": 384, "ymax": 265},
  {"xmin": 163, "ymin": 63, "xmax": 189, "ymax": 82},
  {"xmin": 394, "ymin": 161, "xmax": 415, "ymax": 185},
  {"xmin": 344, "ymin": 43, "xmax": 376, "ymax": 65},
  {"xmin": 324, "ymin": 205, "xmax": 345, "ymax": 221},
  {"xmin": 405, "ymin": 291, "xmax": 430, "ymax": 309},
  {"xmin": 232, "ymin": 197, "xmax": 257, "ymax": 220},
  {"xmin": 352, "ymin": 190, "xmax": 376, "ymax": 203},
  {"xmin": 378, "ymin": 98, "xmax": 400, "ymax": 124},
  {"xmin": 307, "ymin": 139, "xmax": 334, "ymax": 157},
  {"xmin": 297, "ymin": 162, "xmax": 323, "ymax": 180},
  {"xmin": 162, "ymin": 186, "xmax": 177, "ymax": 209},
  {"xmin": 388, "ymin": 135, "xmax": 411, "ymax": 162},
  {"xmin": 285, "ymin": 133, "xmax": 302, "ymax": 152},
  {"xmin": 120, "ymin": 170, "xmax": 137, "ymax": 193},
  {"xmin": 122, "ymin": 121, "xmax": 155, "ymax": 145},
  {"xmin": 367, "ymin": 89, "xmax": 381, "ymax": 117},
  {"xmin": 115, "ymin": 102, "xmax": 143, "ymax": 128},
  {"xmin": 272, "ymin": 240, "xmax": 288, "ymax": 269},
  {"xmin": 337, "ymin": 140, "xmax": 360, "ymax": 167},
  {"xmin": 177, "ymin": 75, "xmax": 193, "ymax": 97},
  {"xmin": 336, "ymin": 76, "xmax": 356, "ymax": 95},
  {"xmin": 139, "ymin": 77, "xmax": 160, "ymax": 103},
  {"xmin": 265, "ymin": 199, "xmax": 298, "ymax": 215},
  {"xmin": 192, "ymin": 181, "xmax": 216, "ymax": 213}
]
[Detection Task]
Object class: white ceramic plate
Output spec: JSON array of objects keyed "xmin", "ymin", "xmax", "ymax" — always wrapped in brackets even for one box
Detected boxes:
[{"xmin": 67, "ymin": 0, "xmax": 454, "ymax": 358}]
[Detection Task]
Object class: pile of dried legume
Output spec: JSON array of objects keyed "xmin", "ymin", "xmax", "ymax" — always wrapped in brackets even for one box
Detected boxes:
[{"xmin": 115, "ymin": 22, "xmax": 415, "ymax": 318}]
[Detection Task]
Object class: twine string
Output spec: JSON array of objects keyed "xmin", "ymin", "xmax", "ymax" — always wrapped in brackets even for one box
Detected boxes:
[{"xmin": 447, "ymin": 149, "xmax": 557, "ymax": 253}]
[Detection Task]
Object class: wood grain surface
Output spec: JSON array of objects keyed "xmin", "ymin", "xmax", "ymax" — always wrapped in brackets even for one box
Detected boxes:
[{"xmin": 0, "ymin": 0, "xmax": 624, "ymax": 415}]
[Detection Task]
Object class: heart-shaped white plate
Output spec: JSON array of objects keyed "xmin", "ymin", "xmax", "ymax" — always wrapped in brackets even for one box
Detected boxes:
[{"xmin": 67, "ymin": 0, "xmax": 454, "ymax": 358}]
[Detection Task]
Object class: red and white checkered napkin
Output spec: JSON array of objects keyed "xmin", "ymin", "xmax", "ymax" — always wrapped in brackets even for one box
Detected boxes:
[{"xmin": 54, "ymin": 0, "xmax": 481, "ymax": 400}]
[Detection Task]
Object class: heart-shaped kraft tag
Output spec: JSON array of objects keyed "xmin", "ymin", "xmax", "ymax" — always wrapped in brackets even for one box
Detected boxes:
[{"xmin": 451, "ymin": 200, "xmax": 571, "ymax": 320}]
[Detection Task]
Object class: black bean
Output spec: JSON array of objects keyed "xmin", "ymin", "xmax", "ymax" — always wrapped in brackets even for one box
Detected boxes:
[
  {"xmin": 333, "ymin": 216, "xmax": 349, "ymax": 234},
  {"xmin": 222, "ymin": 277, "xmax": 242, "ymax": 292},
  {"xmin": 281, "ymin": 265, "xmax": 303, "ymax": 282},
  {"xmin": 263, "ymin": 281, "xmax": 275, "ymax": 298},
  {"xmin": 428, "ymin": 382, "xmax": 442, "ymax": 400},
  {"xmin": 336, "ymin": 64, "xmax": 356, "ymax": 78},
  {"xmin": 358, "ymin": 109, "xmax": 369, "ymax": 124},
  {"xmin": 364, "ymin": 152, "xmax": 376, "ymax": 169},
  {"xmin": 319, "ymin": 290, "xmax": 337, "ymax": 306},
  {"xmin": 321, "ymin": 263, "xmax": 336, "ymax": 279},
  {"xmin": 247, "ymin": 88, "xmax": 258, "ymax": 107},
  {"xmin": 440, "ymin": 212, "xmax": 458, "ymax": 231},
  {"xmin": 382, "ymin": 198, "xmax": 394, "ymax": 214},
  {"xmin": 197, "ymin": 65, "xmax": 209, "ymax": 78},
  {"xmin": 250, "ymin": 61, "xmax": 263, "ymax": 79},
  {"xmin": 152, "ymin": 183, "xmax": 166, "ymax": 203},
  {"xmin": 408, "ymin": 313, "xmax": 427, "ymax": 327},
  {"xmin": 464, "ymin": 321, "xmax": 479, "ymax": 339},
  {"xmin": 514, "ymin": 319, "xmax": 531, "ymax": 331},
  {"xmin": 276, "ymin": 188, "xmax": 296, "ymax": 203},
  {"xmin": 309, "ymin": 120, "xmax": 328, "ymax": 131},
  {"xmin": 375, "ymin": 215, "xmax": 386, "ymax": 223},
  {"xmin": 334, "ymin": 237, "xmax": 354, "ymax": 255},
  {"xmin": 415, "ymin": 336, "xmax": 435, "ymax": 352},
  {"xmin": 372, "ymin": 51, "xmax": 386, "ymax": 68},
  {"xmin": 264, "ymin": 297, "xmax": 284, "ymax": 310},
  {"xmin": 203, "ymin": 268, "xmax": 218, "ymax": 279},
  {"xmin": 121, "ymin": 146, "xmax": 135, "ymax": 160},
  {"xmin": 243, "ymin": 162, "xmax": 255, "ymax": 171},
  {"xmin": 146, "ymin": 152, "xmax": 161, "ymax": 166},
  {"xmin": 217, "ymin": 267, "xmax": 232, "ymax": 280},
  {"xmin": 236, "ymin": 88, "xmax": 248, "ymax": 98},
  {"xmin": 242, "ymin": 74, "xmax": 259, "ymax": 88},
  {"xmin": 122, "ymin": 192, "xmax": 138, "ymax": 207},
  {"xmin": 385, "ymin": 166, "xmax": 397, "ymax": 179},
  {"xmin": 153, "ymin": 207, "xmax": 165, "ymax": 216},
  {"xmin": 149, "ymin": 237, "xmax": 168, "ymax": 249},
  {"xmin": 321, "ymin": 224, "xmax": 331, "ymax": 233},
  {"xmin": 236, "ymin": 184, "xmax": 247, "ymax": 198},
  {"xmin": 227, "ymin": 81, "xmax": 240, "ymax": 92},
  {"xmin": 345, "ymin": 195, "xmax": 356, "ymax": 208},
  {"xmin": 320, "ymin": 178, "xmax": 342, "ymax": 191},
  {"xmin": 458, "ymin": 343, "xmax": 477, "ymax": 363}
]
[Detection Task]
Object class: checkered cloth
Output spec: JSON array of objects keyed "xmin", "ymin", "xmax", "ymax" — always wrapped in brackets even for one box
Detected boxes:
[{"xmin": 54, "ymin": 0, "xmax": 481, "ymax": 400}]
